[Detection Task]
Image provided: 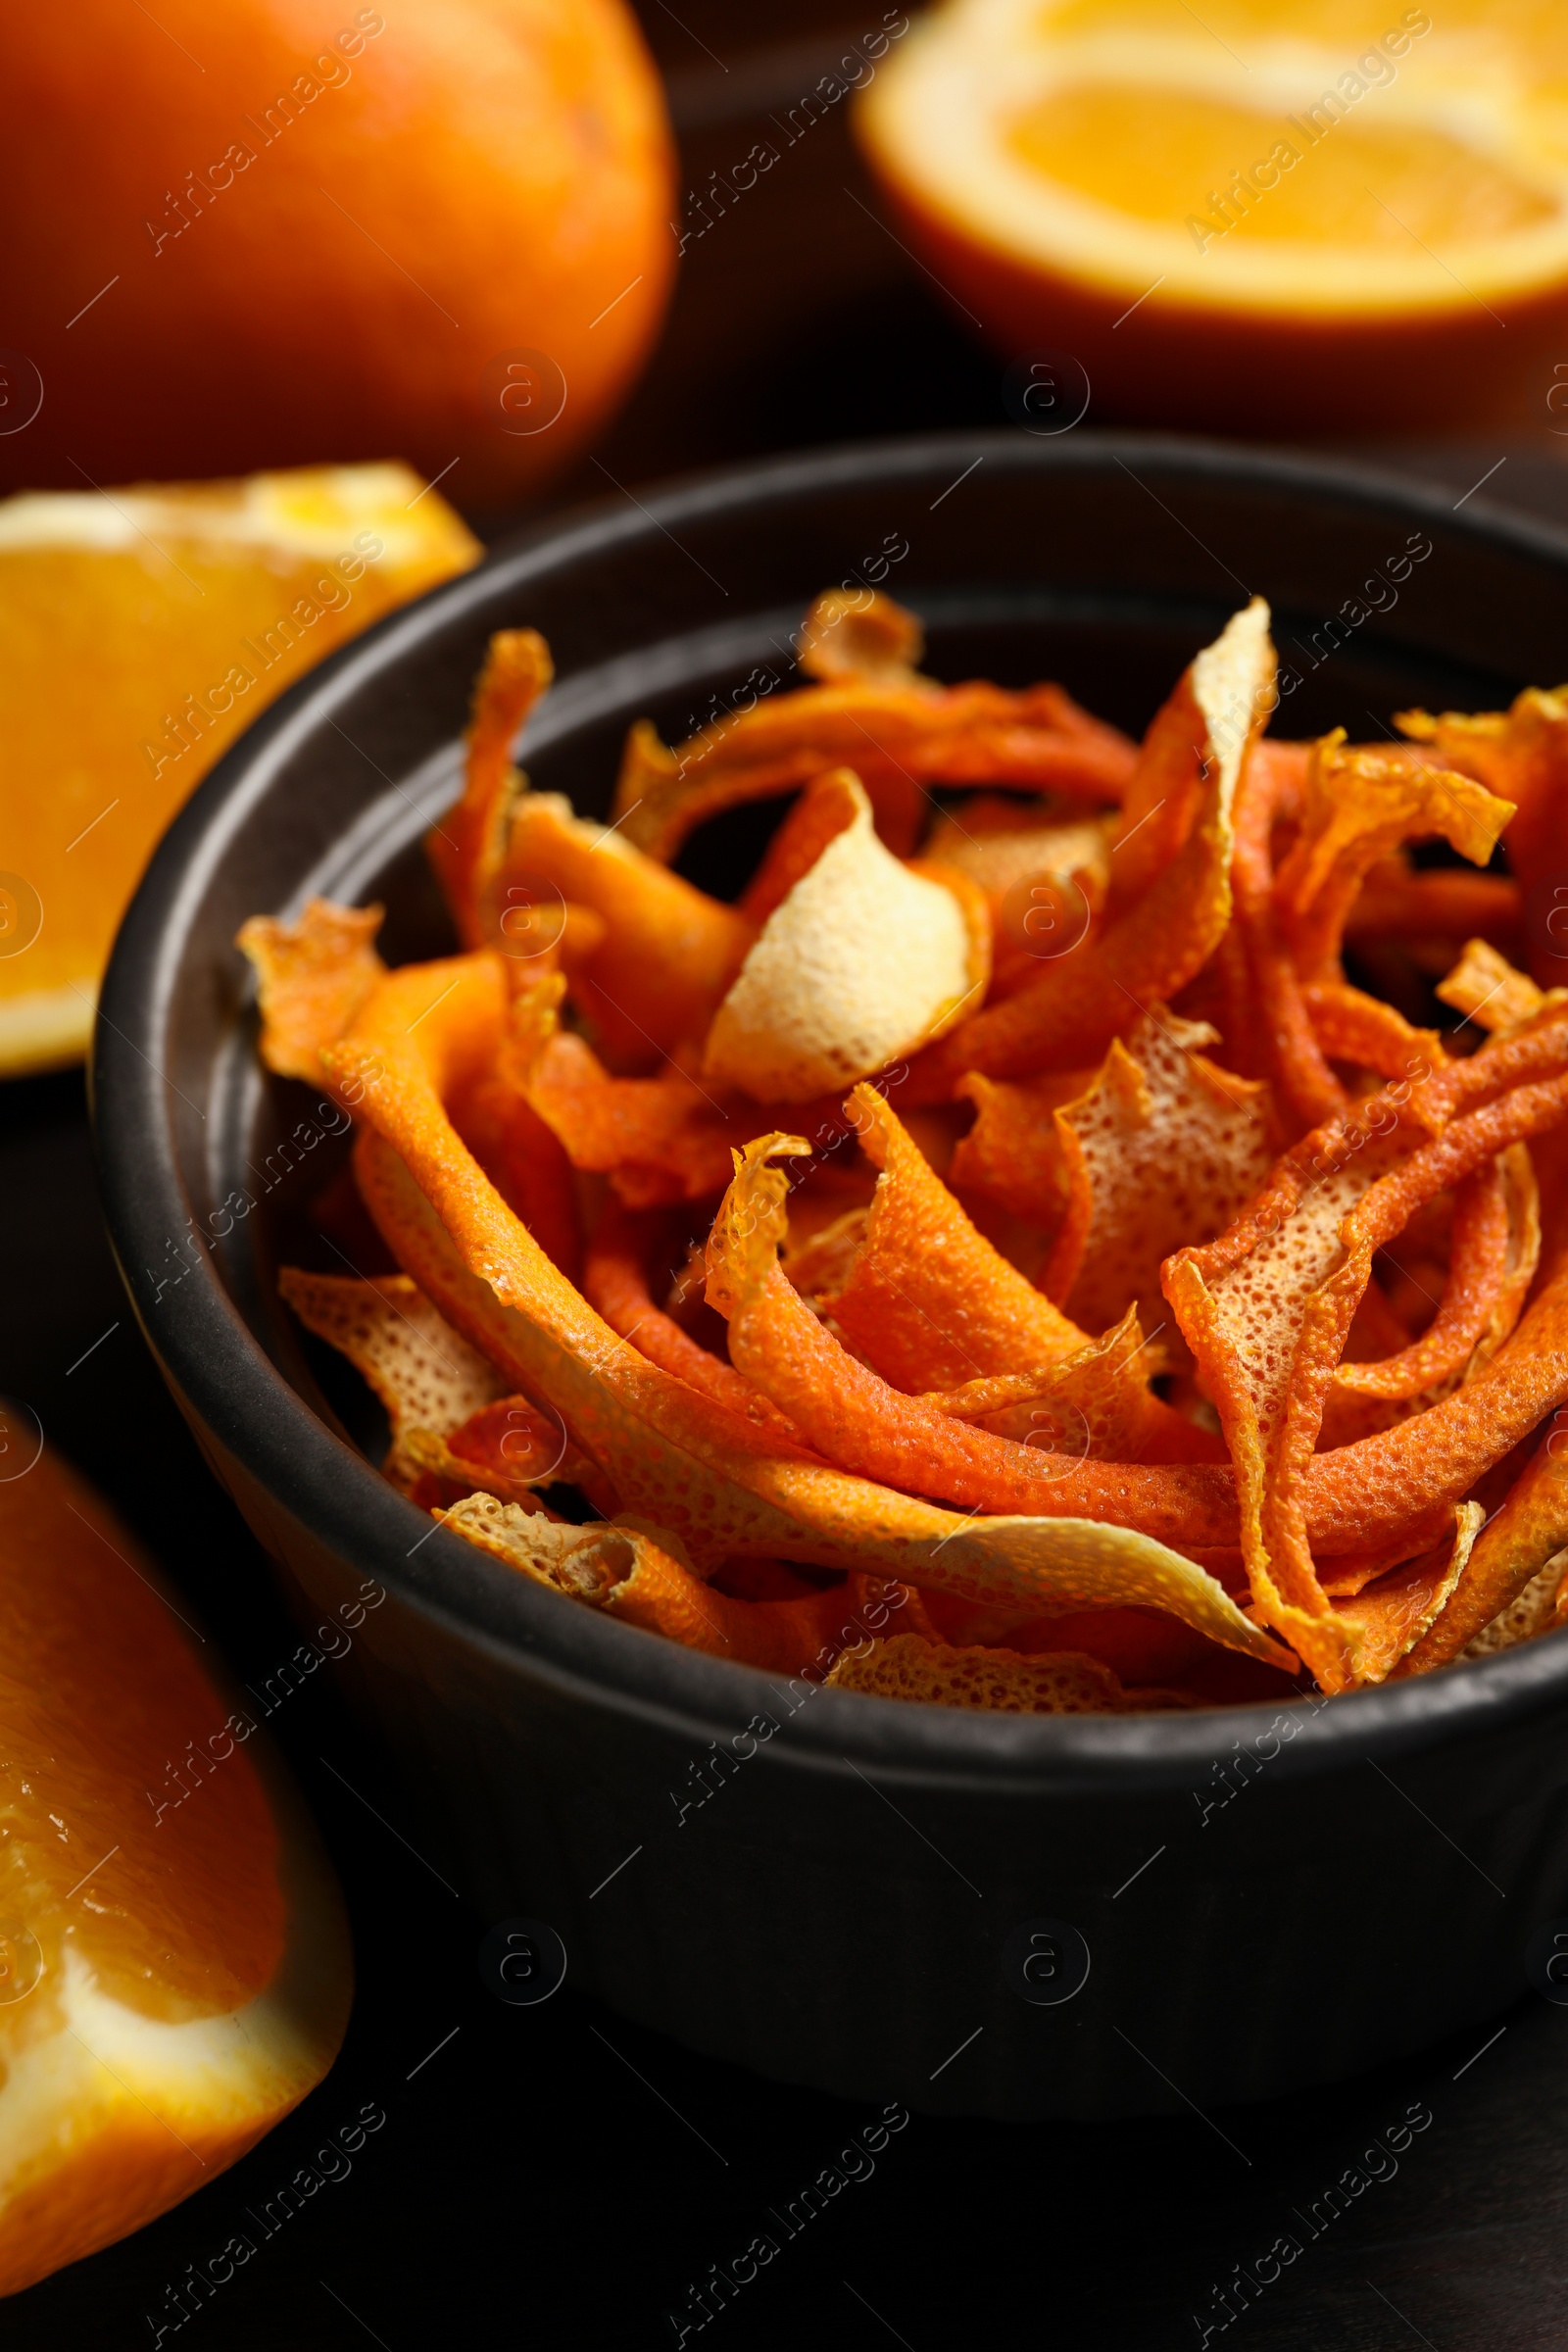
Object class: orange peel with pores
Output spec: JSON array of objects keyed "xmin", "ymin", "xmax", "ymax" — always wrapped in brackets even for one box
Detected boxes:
[
  {"xmin": 823, "ymin": 1080, "xmax": 1087, "ymax": 1390},
  {"xmin": 434, "ymin": 1494, "xmax": 884, "ymax": 1676},
  {"xmin": 240, "ymin": 603, "xmax": 1568, "ymax": 1712},
  {"xmin": 1168, "ymin": 1056, "xmax": 1568, "ymax": 1687},
  {"xmin": 1039, "ymin": 1006, "xmax": 1275, "ymax": 1340},
  {"xmin": 278, "ymin": 1267, "xmax": 505, "ymax": 1487},
  {"xmin": 1396, "ymin": 1417, "xmax": 1568, "ymax": 1674},
  {"xmin": 824, "ymin": 1633, "xmax": 1193, "ymax": 1713},
  {"xmin": 1273, "ymin": 733, "xmax": 1514, "ymax": 985},
  {"xmin": 237, "ymin": 896, "xmax": 385, "ymax": 1098},
  {"xmin": 820, "ymin": 1083, "xmax": 1221, "ymax": 1463},
  {"xmin": 703, "ymin": 773, "xmax": 990, "ymax": 1102},
  {"xmin": 1333, "ymin": 1145, "xmax": 1540, "ymax": 1403},
  {"xmin": 1231, "ymin": 738, "xmax": 1344, "ymax": 1133},
  {"xmin": 910, "ymin": 596, "xmax": 1276, "ymax": 1092}
]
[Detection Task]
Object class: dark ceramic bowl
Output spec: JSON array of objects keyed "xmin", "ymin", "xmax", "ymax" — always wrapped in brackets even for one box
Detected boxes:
[{"xmin": 92, "ymin": 432, "xmax": 1568, "ymax": 2122}]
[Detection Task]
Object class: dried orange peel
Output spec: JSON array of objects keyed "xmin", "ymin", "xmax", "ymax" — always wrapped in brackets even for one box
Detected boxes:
[
  {"xmin": 240, "ymin": 592, "xmax": 1568, "ymax": 1714},
  {"xmin": 909, "ymin": 595, "xmax": 1276, "ymax": 1089},
  {"xmin": 703, "ymin": 772, "xmax": 989, "ymax": 1102},
  {"xmin": 611, "ymin": 591, "xmax": 1140, "ymax": 863}
]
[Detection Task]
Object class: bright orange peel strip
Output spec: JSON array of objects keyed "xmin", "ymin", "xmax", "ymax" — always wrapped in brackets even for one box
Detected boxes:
[
  {"xmin": 425, "ymin": 627, "xmax": 553, "ymax": 952},
  {"xmin": 911, "ymin": 597, "xmax": 1276, "ymax": 1090},
  {"xmin": 237, "ymin": 897, "xmax": 384, "ymax": 1097}
]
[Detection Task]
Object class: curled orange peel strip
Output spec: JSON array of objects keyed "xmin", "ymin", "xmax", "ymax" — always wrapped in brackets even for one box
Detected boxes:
[
  {"xmin": 823, "ymin": 1080, "xmax": 1086, "ymax": 1389},
  {"xmin": 1274, "ymin": 732, "xmax": 1514, "ymax": 986},
  {"xmin": 707, "ymin": 1132, "xmax": 1286, "ymax": 1661},
  {"xmin": 610, "ymin": 607, "xmax": 1139, "ymax": 866},
  {"xmin": 737, "ymin": 766, "xmax": 863, "ymax": 926},
  {"xmin": 497, "ymin": 791, "xmax": 754, "ymax": 1069},
  {"xmin": 795, "ymin": 587, "xmax": 932, "ymax": 691},
  {"xmin": 910, "ymin": 598, "xmax": 1276, "ymax": 1092},
  {"xmin": 426, "ymin": 628, "xmax": 554, "ymax": 952},
  {"xmin": 1106, "ymin": 669, "xmax": 1214, "ymax": 913},
  {"xmin": 1398, "ymin": 686, "xmax": 1568, "ymax": 982},
  {"xmin": 1231, "ymin": 740, "xmax": 1344, "ymax": 1132},
  {"xmin": 1300, "ymin": 980, "xmax": 1443, "ymax": 1086},
  {"xmin": 1169, "ymin": 1054, "xmax": 1568, "ymax": 1686},
  {"xmin": 322, "ymin": 956, "xmax": 1275, "ymax": 1651},
  {"xmin": 1334, "ymin": 1503, "xmax": 1483, "ymax": 1684},
  {"xmin": 436, "ymin": 1492, "xmax": 901, "ymax": 1677},
  {"xmin": 1437, "ymin": 938, "xmax": 1561, "ymax": 1039},
  {"xmin": 449, "ymin": 1064, "xmax": 581, "ymax": 1283},
  {"xmin": 1395, "ymin": 1412, "xmax": 1568, "ymax": 1673},
  {"xmin": 1333, "ymin": 1158, "xmax": 1510, "ymax": 1401},
  {"xmin": 277, "ymin": 1266, "xmax": 505, "ymax": 1486},
  {"xmin": 509, "ymin": 972, "xmax": 862, "ymax": 1209},
  {"xmin": 825, "ymin": 1083, "xmax": 1224, "ymax": 1462},
  {"xmin": 583, "ymin": 1195, "xmax": 804, "ymax": 1447},
  {"xmin": 237, "ymin": 897, "xmax": 385, "ymax": 1099}
]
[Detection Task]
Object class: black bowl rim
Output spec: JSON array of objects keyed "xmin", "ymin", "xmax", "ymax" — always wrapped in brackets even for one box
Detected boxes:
[{"xmin": 90, "ymin": 425, "xmax": 1568, "ymax": 1796}]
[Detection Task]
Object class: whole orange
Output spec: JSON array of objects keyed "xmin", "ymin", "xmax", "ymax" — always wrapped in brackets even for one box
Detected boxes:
[{"xmin": 0, "ymin": 0, "xmax": 675, "ymax": 508}]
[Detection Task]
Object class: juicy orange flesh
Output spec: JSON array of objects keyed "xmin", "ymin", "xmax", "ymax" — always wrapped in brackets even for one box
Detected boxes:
[
  {"xmin": 1007, "ymin": 85, "xmax": 1555, "ymax": 244},
  {"xmin": 1041, "ymin": 0, "xmax": 1568, "ymax": 58},
  {"xmin": 0, "ymin": 1449, "xmax": 284, "ymax": 2023},
  {"xmin": 0, "ymin": 541, "xmax": 459, "ymax": 1011}
]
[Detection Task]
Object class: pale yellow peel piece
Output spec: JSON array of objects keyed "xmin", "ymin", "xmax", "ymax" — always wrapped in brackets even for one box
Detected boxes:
[
  {"xmin": 1048, "ymin": 1006, "xmax": 1275, "ymax": 1337},
  {"xmin": 703, "ymin": 772, "xmax": 988, "ymax": 1102},
  {"xmin": 279, "ymin": 1266, "xmax": 507, "ymax": 1493},
  {"xmin": 825, "ymin": 1632, "xmax": 1193, "ymax": 1712}
]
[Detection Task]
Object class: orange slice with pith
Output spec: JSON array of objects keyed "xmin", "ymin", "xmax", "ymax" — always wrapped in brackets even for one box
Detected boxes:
[
  {"xmin": 858, "ymin": 0, "xmax": 1568, "ymax": 435},
  {"xmin": 0, "ymin": 1438, "xmax": 351, "ymax": 2296}
]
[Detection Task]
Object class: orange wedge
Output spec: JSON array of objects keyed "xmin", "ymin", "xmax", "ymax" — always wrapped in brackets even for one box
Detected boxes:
[
  {"xmin": 0, "ymin": 463, "xmax": 478, "ymax": 1077},
  {"xmin": 858, "ymin": 0, "xmax": 1568, "ymax": 435},
  {"xmin": 0, "ymin": 1438, "xmax": 351, "ymax": 2295}
]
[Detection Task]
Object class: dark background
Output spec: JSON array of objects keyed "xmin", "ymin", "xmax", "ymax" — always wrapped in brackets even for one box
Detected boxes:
[{"xmin": 12, "ymin": 7, "xmax": 1568, "ymax": 2347}]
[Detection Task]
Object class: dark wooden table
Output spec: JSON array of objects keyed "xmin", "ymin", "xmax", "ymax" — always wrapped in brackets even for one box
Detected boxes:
[{"xmin": 11, "ymin": 10, "xmax": 1568, "ymax": 2345}]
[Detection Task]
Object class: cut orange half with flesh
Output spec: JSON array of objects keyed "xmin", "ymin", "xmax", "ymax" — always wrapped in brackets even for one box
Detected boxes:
[
  {"xmin": 0, "ymin": 463, "xmax": 478, "ymax": 1079},
  {"xmin": 0, "ymin": 1437, "xmax": 351, "ymax": 2297},
  {"xmin": 858, "ymin": 0, "xmax": 1568, "ymax": 435}
]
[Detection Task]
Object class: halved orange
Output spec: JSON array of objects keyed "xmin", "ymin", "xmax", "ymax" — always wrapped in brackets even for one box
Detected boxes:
[
  {"xmin": 0, "ymin": 1436, "xmax": 351, "ymax": 2296},
  {"xmin": 858, "ymin": 0, "xmax": 1568, "ymax": 435},
  {"xmin": 0, "ymin": 463, "xmax": 478, "ymax": 1077}
]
